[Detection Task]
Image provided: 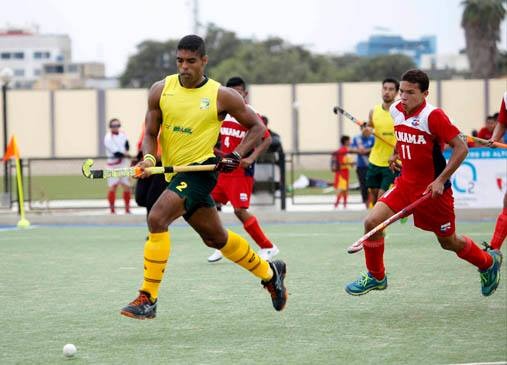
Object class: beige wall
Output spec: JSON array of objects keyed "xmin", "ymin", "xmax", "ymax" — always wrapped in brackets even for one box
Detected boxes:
[
  {"xmin": 1, "ymin": 78, "xmax": 505, "ymax": 159},
  {"xmin": 489, "ymin": 79, "xmax": 507, "ymax": 116},
  {"xmin": 54, "ymin": 90, "xmax": 97, "ymax": 157},
  {"xmin": 441, "ymin": 79, "xmax": 484, "ymax": 135},
  {"xmin": 249, "ymin": 84, "xmax": 293, "ymax": 151},
  {"xmin": 105, "ymin": 89, "xmax": 148, "ymax": 152},
  {"xmin": 296, "ymin": 83, "xmax": 339, "ymax": 151},
  {"xmin": 3, "ymin": 90, "xmax": 51, "ymax": 157}
]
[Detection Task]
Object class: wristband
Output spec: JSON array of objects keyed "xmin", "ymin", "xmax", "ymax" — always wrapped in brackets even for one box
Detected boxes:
[
  {"xmin": 232, "ymin": 151, "xmax": 242, "ymax": 159},
  {"xmin": 143, "ymin": 153, "xmax": 156, "ymax": 166}
]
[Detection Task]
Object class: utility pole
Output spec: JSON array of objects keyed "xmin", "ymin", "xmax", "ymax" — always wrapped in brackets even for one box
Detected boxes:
[{"xmin": 193, "ymin": 0, "xmax": 200, "ymax": 35}]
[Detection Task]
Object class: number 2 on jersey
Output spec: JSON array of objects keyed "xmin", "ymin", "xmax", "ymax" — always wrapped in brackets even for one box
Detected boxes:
[{"xmin": 176, "ymin": 181, "xmax": 188, "ymax": 192}]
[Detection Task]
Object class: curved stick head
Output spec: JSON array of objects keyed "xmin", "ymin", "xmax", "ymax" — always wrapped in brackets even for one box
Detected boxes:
[{"xmin": 82, "ymin": 159, "xmax": 94, "ymax": 178}]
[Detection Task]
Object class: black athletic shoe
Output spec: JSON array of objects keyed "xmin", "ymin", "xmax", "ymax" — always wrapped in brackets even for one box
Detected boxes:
[
  {"xmin": 262, "ymin": 260, "xmax": 288, "ymax": 311},
  {"xmin": 120, "ymin": 291, "xmax": 157, "ymax": 320}
]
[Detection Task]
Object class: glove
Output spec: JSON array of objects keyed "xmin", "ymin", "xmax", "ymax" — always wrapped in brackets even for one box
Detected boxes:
[{"xmin": 216, "ymin": 151, "xmax": 241, "ymax": 173}]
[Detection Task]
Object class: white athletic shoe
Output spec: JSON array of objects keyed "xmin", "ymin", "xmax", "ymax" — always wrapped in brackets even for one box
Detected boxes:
[
  {"xmin": 207, "ymin": 249, "xmax": 223, "ymax": 263},
  {"xmin": 258, "ymin": 245, "xmax": 280, "ymax": 261}
]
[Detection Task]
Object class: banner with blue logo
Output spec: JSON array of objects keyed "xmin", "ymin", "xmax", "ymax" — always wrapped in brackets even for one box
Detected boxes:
[{"xmin": 444, "ymin": 148, "xmax": 507, "ymax": 208}]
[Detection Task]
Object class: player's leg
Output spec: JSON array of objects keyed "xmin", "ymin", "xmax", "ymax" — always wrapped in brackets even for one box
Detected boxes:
[
  {"xmin": 146, "ymin": 174, "xmax": 168, "ymax": 214},
  {"xmin": 437, "ymin": 233, "xmax": 501, "ymax": 296},
  {"xmin": 341, "ymin": 170, "xmax": 350, "ymax": 208},
  {"xmin": 120, "ymin": 189, "xmax": 185, "ymax": 319},
  {"xmin": 345, "ymin": 197, "xmax": 397, "ymax": 296},
  {"xmin": 119, "ymin": 178, "xmax": 131, "ymax": 213},
  {"xmin": 206, "ymin": 175, "xmax": 228, "ymax": 263},
  {"xmin": 490, "ymin": 192, "xmax": 507, "ymax": 250},
  {"xmin": 187, "ymin": 206, "xmax": 287, "ymax": 311},
  {"xmin": 357, "ymin": 167, "xmax": 369, "ymax": 208},
  {"xmin": 365, "ymin": 164, "xmax": 381, "ymax": 206},
  {"xmin": 414, "ymin": 188, "xmax": 501, "ymax": 296},
  {"xmin": 377, "ymin": 166, "xmax": 395, "ymax": 202},
  {"xmin": 107, "ymin": 178, "xmax": 118, "ymax": 214},
  {"xmin": 134, "ymin": 176, "xmax": 150, "ymax": 210},
  {"xmin": 230, "ymin": 176, "xmax": 279, "ymax": 260}
]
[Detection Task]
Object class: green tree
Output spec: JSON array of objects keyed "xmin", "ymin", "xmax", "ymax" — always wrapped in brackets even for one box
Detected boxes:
[
  {"xmin": 119, "ymin": 24, "xmax": 416, "ymax": 87},
  {"xmin": 120, "ymin": 40, "xmax": 178, "ymax": 87},
  {"xmin": 461, "ymin": 0, "xmax": 506, "ymax": 78}
]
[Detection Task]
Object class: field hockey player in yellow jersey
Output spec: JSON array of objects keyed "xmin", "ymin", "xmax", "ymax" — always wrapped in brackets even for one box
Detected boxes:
[
  {"xmin": 120, "ymin": 35, "xmax": 287, "ymax": 319},
  {"xmin": 365, "ymin": 78, "xmax": 399, "ymax": 206}
]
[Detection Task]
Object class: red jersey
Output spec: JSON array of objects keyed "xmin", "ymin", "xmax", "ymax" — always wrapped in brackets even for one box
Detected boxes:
[
  {"xmin": 498, "ymin": 92, "xmax": 507, "ymax": 127},
  {"xmin": 218, "ymin": 106, "xmax": 270, "ymax": 177},
  {"xmin": 477, "ymin": 127, "xmax": 493, "ymax": 140},
  {"xmin": 332, "ymin": 146, "xmax": 351, "ymax": 171},
  {"xmin": 390, "ymin": 100, "xmax": 460, "ymax": 189}
]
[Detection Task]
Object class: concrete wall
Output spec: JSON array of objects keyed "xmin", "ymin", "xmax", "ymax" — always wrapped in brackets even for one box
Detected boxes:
[{"xmin": 0, "ymin": 78, "xmax": 505, "ymax": 158}]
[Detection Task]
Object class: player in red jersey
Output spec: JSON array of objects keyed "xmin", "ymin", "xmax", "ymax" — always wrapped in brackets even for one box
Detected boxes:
[
  {"xmin": 345, "ymin": 69, "xmax": 502, "ymax": 297},
  {"xmin": 207, "ymin": 77, "xmax": 279, "ymax": 263},
  {"xmin": 488, "ymin": 92, "xmax": 507, "ymax": 250},
  {"xmin": 331, "ymin": 135, "xmax": 355, "ymax": 208}
]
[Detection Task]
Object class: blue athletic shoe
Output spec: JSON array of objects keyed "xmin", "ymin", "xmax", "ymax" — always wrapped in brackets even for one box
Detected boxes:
[
  {"xmin": 480, "ymin": 249, "xmax": 502, "ymax": 297},
  {"xmin": 345, "ymin": 272, "xmax": 387, "ymax": 296}
]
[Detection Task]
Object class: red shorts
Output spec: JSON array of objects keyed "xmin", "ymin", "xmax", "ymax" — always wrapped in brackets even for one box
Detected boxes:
[
  {"xmin": 379, "ymin": 182, "xmax": 456, "ymax": 237},
  {"xmin": 211, "ymin": 174, "xmax": 254, "ymax": 209}
]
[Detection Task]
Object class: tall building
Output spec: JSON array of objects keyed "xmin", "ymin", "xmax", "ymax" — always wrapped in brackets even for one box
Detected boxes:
[
  {"xmin": 0, "ymin": 25, "xmax": 71, "ymax": 88},
  {"xmin": 356, "ymin": 35, "xmax": 436, "ymax": 66},
  {"xmin": 0, "ymin": 25, "xmax": 109, "ymax": 89}
]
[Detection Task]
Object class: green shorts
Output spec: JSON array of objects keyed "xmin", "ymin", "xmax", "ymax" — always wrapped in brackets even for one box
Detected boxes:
[
  {"xmin": 365, "ymin": 163, "xmax": 395, "ymax": 192},
  {"xmin": 167, "ymin": 158, "xmax": 218, "ymax": 220}
]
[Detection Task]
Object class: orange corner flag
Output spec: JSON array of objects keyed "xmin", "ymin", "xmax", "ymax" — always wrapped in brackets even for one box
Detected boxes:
[{"xmin": 3, "ymin": 135, "xmax": 20, "ymax": 161}]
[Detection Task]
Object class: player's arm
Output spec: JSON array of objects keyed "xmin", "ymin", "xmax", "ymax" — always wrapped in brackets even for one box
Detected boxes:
[
  {"xmin": 217, "ymin": 87, "xmax": 267, "ymax": 157},
  {"xmin": 491, "ymin": 122, "xmax": 506, "ymax": 142},
  {"xmin": 427, "ymin": 135, "xmax": 467, "ymax": 197},
  {"xmin": 241, "ymin": 133, "xmax": 272, "ymax": 168},
  {"xmin": 138, "ymin": 81, "xmax": 164, "ymax": 177},
  {"xmin": 491, "ymin": 98, "xmax": 506, "ymax": 142},
  {"xmin": 367, "ymin": 110, "xmax": 374, "ymax": 128}
]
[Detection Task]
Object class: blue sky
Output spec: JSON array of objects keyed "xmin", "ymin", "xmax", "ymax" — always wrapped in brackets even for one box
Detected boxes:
[{"xmin": 2, "ymin": 0, "xmax": 506, "ymax": 77}]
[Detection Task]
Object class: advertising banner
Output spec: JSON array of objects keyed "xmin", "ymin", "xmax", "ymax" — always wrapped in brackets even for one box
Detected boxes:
[{"xmin": 444, "ymin": 148, "xmax": 507, "ymax": 208}]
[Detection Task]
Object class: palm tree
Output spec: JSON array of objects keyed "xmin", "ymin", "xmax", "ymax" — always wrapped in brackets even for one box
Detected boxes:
[{"xmin": 461, "ymin": 0, "xmax": 506, "ymax": 78}]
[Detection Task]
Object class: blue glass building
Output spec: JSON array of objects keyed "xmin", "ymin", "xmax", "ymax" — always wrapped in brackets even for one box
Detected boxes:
[{"xmin": 356, "ymin": 35, "xmax": 436, "ymax": 66}]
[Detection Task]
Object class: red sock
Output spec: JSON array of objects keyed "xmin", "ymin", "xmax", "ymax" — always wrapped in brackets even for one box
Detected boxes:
[
  {"xmin": 335, "ymin": 192, "xmax": 343, "ymax": 207},
  {"xmin": 490, "ymin": 209, "xmax": 507, "ymax": 250},
  {"xmin": 123, "ymin": 190, "xmax": 131, "ymax": 213},
  {"xmin": 364, "ymin": 238, "xmax": 385, "ymax": 280},
  {"xmin": 243, "ymin": 216, "xmax": 272, "ymax": 249},
  {"xmin": 456, "ymin": 236, "xmax": 492, "ymax": 271},
  {"xmin": 107, "ymin": 191, "xmax": 115, "ymax": 213}
]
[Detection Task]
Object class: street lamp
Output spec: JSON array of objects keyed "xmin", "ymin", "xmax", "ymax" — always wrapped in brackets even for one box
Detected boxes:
[{"xmin": 1, "ymin": 67, "xmax": 13, "ymax": 194}]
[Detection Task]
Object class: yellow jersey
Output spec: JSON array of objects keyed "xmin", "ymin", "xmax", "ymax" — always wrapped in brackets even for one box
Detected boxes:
[
  {"xmin": 369, "ymin": 104, "xmax": 396, "ymax": 167},
  {"xmin": 159, "ymin": 74, "xmax": 221, "ymax": 181}
]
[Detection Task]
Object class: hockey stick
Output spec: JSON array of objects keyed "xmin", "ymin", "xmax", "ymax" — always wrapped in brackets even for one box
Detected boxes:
[
  {"xmin": 347, "ymin": 192, "xmax": 431, "ymax": 254},
  {"xmin": 81, "ymin": 159, "xmax": 216, "ymax": 179},
  {"xmin": 466, "ymin": 135, "xmax": 507, "ymax": 149},
  {"xmin": 333, "ymin": 106, "xmax": 396, "ymax": 148}
]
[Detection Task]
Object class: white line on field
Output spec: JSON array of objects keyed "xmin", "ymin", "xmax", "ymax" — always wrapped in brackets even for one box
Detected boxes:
[{"xmin": 446, "ymin": 361, "xmax": 507, "ymax": 365}]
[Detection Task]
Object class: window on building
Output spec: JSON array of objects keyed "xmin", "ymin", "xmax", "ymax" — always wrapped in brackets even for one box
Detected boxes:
[
  {"xmin": 13, "ymin": 52, "xmax": 24, "ymax": 59},
  {"xmin": 67, "ymin": 64, "xmax": 79, "ymax": 73},
  {"xmin": 33, "ymin": 51, "xmax": 51, "ymax": 59},
  {"xmin": 1, "ymin": 52, "xmax": 11, "ymax": 59},
  {"xmin": 34, "ymin": 69, "xmax": 42, "ymax": 76},
  {"xmin": 44, "ymin": 64, "xmax": 64, "ymax": 74},
  {"xmin": 14, "ymin": 69, "xmax": 25, "ymax": 77}
]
